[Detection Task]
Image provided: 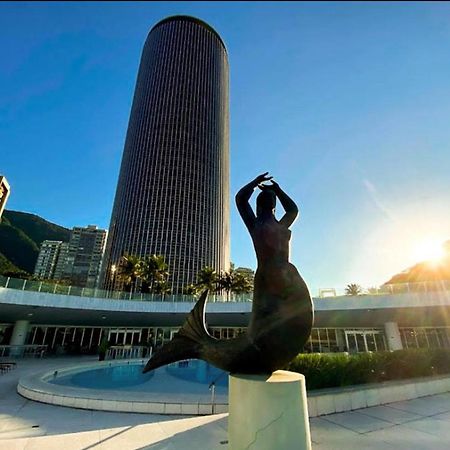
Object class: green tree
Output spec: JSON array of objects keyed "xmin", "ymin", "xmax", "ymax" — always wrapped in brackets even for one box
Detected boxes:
[
  {"xmin": 118, "ymin": 255, "xmax": 142, "ymax": 293},
  {"xmin": 195, "ymin": 266, "xmax": 219, "ymax": 292},
  {"xmin": 218, "ymin": 269, "xmax": 234, "ymax": 301},
  {"xmin": 218, "ymin": 266, "xmax": 254, "ymax": 301},
  {"xmin": 183, "ymin": 283, "xmax": 199, "ymax": 296},
  {"xmin": 232, "ymin": 271, "xmax": 253, "ymax": 295},
  {"xmin": 345, "ymin": 283, "xmax": 363, "ymax": 296},
  {"xmin": 141, "ymin": 254, "xmax": 169, "ymax": 293},
  {"xmin": 153, "ymin": 279, "xmax": 171, "ymax": 299}
]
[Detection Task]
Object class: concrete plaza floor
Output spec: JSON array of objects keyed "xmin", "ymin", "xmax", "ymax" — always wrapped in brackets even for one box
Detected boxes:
[{"xmin": 1, "ymin": 358, "xmax": 450, "ymax": 449}]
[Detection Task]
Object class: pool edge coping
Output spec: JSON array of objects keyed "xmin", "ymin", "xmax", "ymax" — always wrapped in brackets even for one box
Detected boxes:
[{"xmin": 17, "ymin": 359, "xmax": 227, "ymax": 416}]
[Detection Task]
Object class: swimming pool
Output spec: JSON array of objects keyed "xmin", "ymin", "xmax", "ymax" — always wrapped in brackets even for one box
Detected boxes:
[
  {"xmin": 48, "ymin": 360, "xmax": 228, "ymax": 390},
  {"xmin": 18, "ymin": 359, "xmax": 229, "ymax": 415},
  {"xmin": 49, "ymin": 362, "xmax": 154, "ymax": 390}
]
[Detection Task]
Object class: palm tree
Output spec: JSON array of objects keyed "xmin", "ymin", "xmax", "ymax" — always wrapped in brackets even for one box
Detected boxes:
[
  {"xmin": 231, "ymin": 271, "xmax": 253, "ymax": 296},
  {"xmin": 141, "ymin": 254, "xmax": 169, "ymax": 293},
  {"xmin": 234, "ymin": 266, "xmax": 254, "ymax": 294},
  {"xmin": 183, "ymin": 283, "xmax": 199, "ymax": 297},
  {"xmin": 218, "ymin": 270, "xmax": 234, "ymax": 301},
  {"xmin": 196, "ymin": 266, "xmax": 219, "ymax": 292},
  {"xmin": 117, "ymin": 255, "xmax": 142, "ymax": 294},
  {"xmin": 218, "ymin": 266, "xmax": 254, "ymax": 301},
  {"xmin": 345, "ymin": 283, "xmax": 363, "ymax": 296},
  {"xmin": 153, "ymin": 280, "xmax": 171, "ymax": 300}
]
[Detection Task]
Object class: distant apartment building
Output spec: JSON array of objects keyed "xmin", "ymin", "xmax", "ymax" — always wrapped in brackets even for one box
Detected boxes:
[
  {"xmin": 63, "ymin": 225, "xmax": 107, "ymax": 288},
  {"xmin": 34, "ymin": 240, "xmax": 65, "ymax": 280},
  {"xmin": 0, "ymin": 176, "xmax": 11, "ymax": 220},
  {"xmin": 34, "ymin": 226, "xmax": 107, "ymax": 288},
  {"xmin": 53, "ymin": 242, "xmax": 69, "ymax": 280}
]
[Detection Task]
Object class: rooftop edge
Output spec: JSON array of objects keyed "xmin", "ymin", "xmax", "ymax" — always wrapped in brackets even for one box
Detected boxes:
[{"xmin": 149, "ymin": 15, "xmax": 227, "ymax": 53}]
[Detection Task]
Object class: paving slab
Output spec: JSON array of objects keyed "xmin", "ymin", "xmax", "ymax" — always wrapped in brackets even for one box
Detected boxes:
[
  {"xmin": 310, "ymin": 417, "xmax": 359, "ymax": 444},
  {"xmin": 387, "ymin": 395, "xmax": 450, "ymax": 416},
  {"xmin": 400, "ymin": 416, "xmax": 450, "ymax": 439},
  {"xmin": 367, "ymin": 423, "xmax": 450, "ymax": 450},
  {"xmin": 321, "ymin": 410, "xmax": 394, "ymax": 433},
  {"xmin": 357, "ymin": 405, "xmax": 422, "ymax": 424}
]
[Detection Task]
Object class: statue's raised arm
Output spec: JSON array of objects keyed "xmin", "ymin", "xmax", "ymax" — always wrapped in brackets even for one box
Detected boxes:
[
  {"xmin": 260, "ymin": 180, "xmax": 299, "ymax": 228},
  {"xmin": 235, "ymin": 172, "xmax": 273, "ymax": 231}
]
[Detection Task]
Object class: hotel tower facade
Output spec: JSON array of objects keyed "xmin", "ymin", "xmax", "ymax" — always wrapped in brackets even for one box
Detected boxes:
[{"xmin": 101, "ymin": 16, "xmax": 230, "ymax": 293}]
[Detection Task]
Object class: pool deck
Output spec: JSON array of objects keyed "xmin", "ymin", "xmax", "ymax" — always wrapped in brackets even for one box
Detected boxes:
[{"xmin": 1, "ymin": 357, "xmax": 450, "ymax": 449}]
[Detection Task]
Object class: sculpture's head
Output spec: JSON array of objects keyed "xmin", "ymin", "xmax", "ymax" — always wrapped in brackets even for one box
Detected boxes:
[{"xmin": 256, "ymin": 189, "xmax": 276, "ymax": 217}]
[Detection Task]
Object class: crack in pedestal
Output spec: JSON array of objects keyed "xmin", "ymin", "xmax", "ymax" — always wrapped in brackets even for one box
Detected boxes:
[{"xmin": 244, "ymin": 411, "xmax": 285, "ymax": 450}]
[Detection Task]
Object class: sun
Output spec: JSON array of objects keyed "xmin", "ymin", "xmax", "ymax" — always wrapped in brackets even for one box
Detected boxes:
[{"xmin": 412, "ymin": 239, "xmax": 445, "ymax": 263}]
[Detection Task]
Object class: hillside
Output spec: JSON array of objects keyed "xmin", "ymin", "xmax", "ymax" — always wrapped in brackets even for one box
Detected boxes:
[
  {"xmin": 3, "ymin": 210, "xmax": 70, "ymax": 245},
  {"xmin": 0, "ymin": 210, "xmax": 70, "ymax": 276},
  {"xmin": 385, "ymin": 240, "xmax": 450, "ymax": 285},
  {"xmin": 0, "ymin": 252, "xmax": 21, "ymax": 274}
]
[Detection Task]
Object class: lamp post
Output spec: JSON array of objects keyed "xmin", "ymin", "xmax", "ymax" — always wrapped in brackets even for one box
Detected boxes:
[{"xmin": 111, "ymin": 264, "xmax": 117, "ymax": 297}]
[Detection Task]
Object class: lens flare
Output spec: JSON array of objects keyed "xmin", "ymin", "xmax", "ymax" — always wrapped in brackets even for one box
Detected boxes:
[{"xmin": 412, "ymin": 239, "xmax": 445, "ymax": 263}]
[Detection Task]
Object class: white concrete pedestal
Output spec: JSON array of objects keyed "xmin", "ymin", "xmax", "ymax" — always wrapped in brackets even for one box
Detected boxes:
[{"xmin": 228, "ymin": 370, "xmax": 311, "ymax": 450}]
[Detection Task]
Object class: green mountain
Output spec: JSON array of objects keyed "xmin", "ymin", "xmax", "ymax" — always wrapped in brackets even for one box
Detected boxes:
[
  {"xmin": 0, "ymin": 210, "xmax": 70, "ymax": 276},
  {"xmin": 0, "ymin": 252, "xmax": 21, "ymax": 274}
]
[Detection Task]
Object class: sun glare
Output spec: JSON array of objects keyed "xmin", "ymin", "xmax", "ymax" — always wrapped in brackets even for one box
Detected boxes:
[{"xmin": 412, "ymin": 239, "xmax": 445, "ymax": 263}]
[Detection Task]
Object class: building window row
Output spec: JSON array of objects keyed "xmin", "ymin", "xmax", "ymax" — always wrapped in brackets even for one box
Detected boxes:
[{"xmin": 400, "ymin": 327, "xmax": 450, "ymax": 349}]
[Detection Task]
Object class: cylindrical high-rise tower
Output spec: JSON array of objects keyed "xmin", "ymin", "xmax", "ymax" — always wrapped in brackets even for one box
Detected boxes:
[{"xmin": 102, "ymin": 16, "xmax": 230, "ymax": 293}]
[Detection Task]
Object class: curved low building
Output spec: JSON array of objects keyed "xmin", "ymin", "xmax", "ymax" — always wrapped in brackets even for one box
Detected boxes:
[{"xmin": 1, "ymin": 275, "xmax": 450, "ymax": 356}]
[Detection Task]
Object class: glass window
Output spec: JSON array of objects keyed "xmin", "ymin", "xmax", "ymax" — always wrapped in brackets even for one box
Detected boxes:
[
  {"xmin": 437, "ymin": 329, "xmax": 450, "ymax": 348},
  {"xmin": 401, "ymin": 328, "xmax": 417, "ymax": 349},
  {"xmin": 346, "ymin": 333, "xmax": 358, "ymax": 353},
  {"xmin": 366, "ymin": 333, "xmax": 377, "ymax": 352},
  {"xmin": 355, "ymin": 333, "xmax": 366, "ymax": 352},
  {"xmin": 426, "ymin": 329, "xmax": 440, "ymax": 348},
  {"xmin": 416, "ymin": 330, "xmax": 429, "ymax": 348},
  {"xmin": 374, "ymin": 333, "xmax": 386, "ymax": 351},
  {"xmin": 327, "ymin": 329, "xmax": 339, "ymax": 352}
]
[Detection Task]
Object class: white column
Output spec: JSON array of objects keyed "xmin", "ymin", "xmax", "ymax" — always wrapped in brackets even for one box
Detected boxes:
[
  {"xmin": 384, "ymin": 322, "xmax": 403, "ymax": 351},
  {"xmin": 229, "ymin": 370, "xmax": 311, "ymax": 450},
  {"xmin": 10, "ymin": 320, "xmax": 29, "ymax": 346},
  {"xmin": 10, "ymin": 320, "xmax": 29, "ymax": 356}
]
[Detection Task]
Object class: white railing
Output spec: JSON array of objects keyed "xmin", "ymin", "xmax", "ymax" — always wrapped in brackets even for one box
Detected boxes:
[
  {"xmin": 318, "ymin": 280, "xmax": 450, "ymax": 297},
  {"xmin": 0, "ymin": 274, "xmax": 252, "ymax": 303},
  {"xmin": 1, "ymin": 274, "xmax": 449, "ymax": 301},
  {"xmin": 0, "ymin": 345, "xmax": 47, "ymax": 358},
  {"xmin": 106, "ymin": 345, "xmax": 148, "ymax": 360}
]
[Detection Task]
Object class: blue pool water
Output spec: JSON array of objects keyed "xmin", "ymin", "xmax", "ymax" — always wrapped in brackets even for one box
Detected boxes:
[
  {"xmin": 50, "ymin": 363, "xmax": 154, "ymax": 390},
  {"xmin": 168, "ymin": 360, "xmax": 228, "ymax": 387},
  {"xmin": 49, "ymin": 360, "xmax": 228, "ymax": 390}
]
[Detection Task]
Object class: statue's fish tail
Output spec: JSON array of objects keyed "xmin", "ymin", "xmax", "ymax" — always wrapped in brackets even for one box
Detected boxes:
[{"xmin": 143, "ymin": 290, "xmax": 213, "ymax": 373}]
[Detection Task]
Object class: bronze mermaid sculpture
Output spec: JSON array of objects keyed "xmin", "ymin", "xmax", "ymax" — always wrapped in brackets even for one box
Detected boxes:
[{"xmin": 143, "ymin": 173, "xmax": 313, "ymax": 374}]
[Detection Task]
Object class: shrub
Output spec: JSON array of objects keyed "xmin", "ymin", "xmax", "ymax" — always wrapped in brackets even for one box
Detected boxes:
[{"xmin": 287, "ymin": 349, "xmax": 450, "ymax": 390}]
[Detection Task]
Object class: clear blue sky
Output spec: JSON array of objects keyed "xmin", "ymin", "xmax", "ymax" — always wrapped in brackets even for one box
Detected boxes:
[{"xmin": 2, "ymin": 2, "xmax": 450, "ymax": 294}]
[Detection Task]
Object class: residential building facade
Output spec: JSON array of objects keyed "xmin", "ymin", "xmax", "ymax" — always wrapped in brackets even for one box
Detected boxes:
[
  {"xmin": 63, "ymin": 225, "xmax": 107, "ymax": 288},
  {"xmin": 0, "ymin": 176, "xmax": 11, "ymax": 220},
  {"xmin": 33, "ymin": 240, "xmax": 64, "ymax": 280}
]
